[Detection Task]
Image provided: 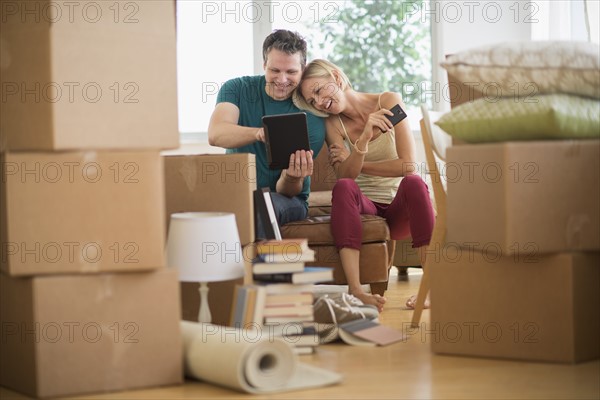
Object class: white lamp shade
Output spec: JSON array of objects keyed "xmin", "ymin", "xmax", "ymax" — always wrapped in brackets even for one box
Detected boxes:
[{"xmin": 166, "ymin": 212, "xmax": 245, "ymax": 282}]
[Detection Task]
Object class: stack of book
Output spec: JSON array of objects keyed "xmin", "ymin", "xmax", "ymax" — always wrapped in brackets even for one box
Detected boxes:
[
  {"xmin": 253, "ymin": 238, "xmax": 332, "ymax": 354},
  {"xmin": 229, "ymin": 284, "xmax": 267, "ymax": 331}
]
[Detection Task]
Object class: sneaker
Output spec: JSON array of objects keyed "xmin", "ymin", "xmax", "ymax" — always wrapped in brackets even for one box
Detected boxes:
[
  {"xmin": 311, "ymin": 294, "xmax": 379, "ymax": 344},
  {"xmin": 311, "ymin": 322, "xmax": 339, "ymax": 344},
  {"xmin": 313, "ymin": 294, "xmax": 378, "ymax": 325},
  {"xmin": 328, "ymin": 293, "xmax": 379, "ymax": 320}
]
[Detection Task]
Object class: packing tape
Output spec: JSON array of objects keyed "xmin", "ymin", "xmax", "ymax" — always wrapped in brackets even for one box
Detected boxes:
[{"xmin": 178, "ymin": 158, "xmax": 198, "ymax": 192}]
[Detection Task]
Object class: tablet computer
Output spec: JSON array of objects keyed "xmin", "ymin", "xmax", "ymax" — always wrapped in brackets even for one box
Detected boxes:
[{"xmin": 262, "ymin": 112, "xmax": 311, "ymax": 170}]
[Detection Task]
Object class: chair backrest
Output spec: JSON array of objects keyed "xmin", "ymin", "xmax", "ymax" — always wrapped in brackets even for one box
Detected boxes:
[{"xmin": 419, "ymin": 105, "xmax": 452, "ymax": 218}]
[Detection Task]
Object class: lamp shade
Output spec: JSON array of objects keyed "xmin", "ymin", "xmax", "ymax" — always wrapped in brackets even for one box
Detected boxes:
[{"xmin": 166, "ymin": 212, "xmax": 245, "ymax": 282}]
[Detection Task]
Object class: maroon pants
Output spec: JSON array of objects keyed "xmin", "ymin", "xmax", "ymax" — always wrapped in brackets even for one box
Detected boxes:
[{"xmin": 330, "ymin": 176, "xmax": 435, "ymax": 250}]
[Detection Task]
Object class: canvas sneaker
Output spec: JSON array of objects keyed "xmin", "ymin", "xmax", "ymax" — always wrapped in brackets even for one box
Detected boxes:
[
  {"xmin": 313, "ymin": 294, "xmax": 379, "ymax": 325},
  {"xmin": 311, "ymin": 294, "xmax": 380, "ymax": 344},
  {"xmin": 328, "ymin": 293, "xmax": 379, "ymax": 320}
]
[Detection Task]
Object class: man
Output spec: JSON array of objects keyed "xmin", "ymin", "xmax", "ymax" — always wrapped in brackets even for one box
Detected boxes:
[{"xmin": 208, "ymin": 30, "xmax": 325, "ymax": 236}]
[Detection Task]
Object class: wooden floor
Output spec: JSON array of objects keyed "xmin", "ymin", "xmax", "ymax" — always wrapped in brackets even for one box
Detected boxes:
[{"xmin": 2, "ymin": 268, "xmax": 599, "ymax": 399}]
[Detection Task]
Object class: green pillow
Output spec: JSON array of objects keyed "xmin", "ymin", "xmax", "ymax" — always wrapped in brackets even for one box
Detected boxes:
[{"xmin": 435, "ymin": 94, "xmax": 600, "ymax": 143}]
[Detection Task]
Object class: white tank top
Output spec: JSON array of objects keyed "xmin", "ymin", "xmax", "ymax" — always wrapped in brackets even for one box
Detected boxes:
[{"xmin": 337, "ymin": 94, "xmax": 401, "ymax": 204}]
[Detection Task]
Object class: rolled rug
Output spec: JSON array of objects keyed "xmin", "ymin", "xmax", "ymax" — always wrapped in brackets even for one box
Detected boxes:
[{"xmin": 181, "ymin": 321, "xmax": 342, "ymax": 394}]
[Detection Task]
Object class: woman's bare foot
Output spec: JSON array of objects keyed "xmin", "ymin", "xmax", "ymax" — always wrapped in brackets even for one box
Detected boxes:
[
  {"xmin": 351, "ymin": 291, "xmax": 387, "ymax": 312},
  {"xmin": 405, "ymin": 294, "xmax": 430, "ymax": 310}
]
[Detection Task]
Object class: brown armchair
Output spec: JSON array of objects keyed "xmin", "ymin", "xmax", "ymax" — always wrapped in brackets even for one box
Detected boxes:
[{"xmin": 280, "ymin": 144, "xmax": 395, "ymax": 296}]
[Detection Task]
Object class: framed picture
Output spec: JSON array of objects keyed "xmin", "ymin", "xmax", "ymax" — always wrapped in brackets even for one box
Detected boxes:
[{"xmin": 254, "ymin": 187, "xmax": 282, "ymax": 240}]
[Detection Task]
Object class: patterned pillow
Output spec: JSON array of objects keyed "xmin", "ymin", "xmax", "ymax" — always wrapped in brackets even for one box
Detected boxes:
[
  {"xmin": 435, "ymin": 94, "xmax": 600, "ymax": 143},
  {"xmin": 442, "ymin": 41, "xmax": 600, "ymax": 99}
]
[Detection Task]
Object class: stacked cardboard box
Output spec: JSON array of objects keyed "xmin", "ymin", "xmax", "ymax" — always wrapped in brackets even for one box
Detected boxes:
[
  {"xmin": 163, "ymin": 153, "xmax": 257, "ymax": 326},
  {"xmin": 0, "ymin": 1, "xmax": 182, "ymax": 397},
  {"xmin": 430, "ymin": 140, "xmax": 600, "ymax": 363}
]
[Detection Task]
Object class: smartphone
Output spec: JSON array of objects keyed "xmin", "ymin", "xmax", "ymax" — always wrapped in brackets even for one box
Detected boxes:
[{"xmin": 385, "ymin": 104, "xmax": 407, "ymax": 126}]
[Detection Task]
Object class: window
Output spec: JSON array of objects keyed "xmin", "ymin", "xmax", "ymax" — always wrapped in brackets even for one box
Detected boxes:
[
  {"xmin": 176, "ymin": 0, "xmax": 432, "ymax": 142},
  {"xmin": 176, "ymin": 0, "xmax": 254, "ymax": 141},
  {"xmin": 273, "ymin": 0, "xmax": 432, "ymax": 128},
  {"xmin": 532, "ymin": 0, "xmax": 599, "ymax": 43}
]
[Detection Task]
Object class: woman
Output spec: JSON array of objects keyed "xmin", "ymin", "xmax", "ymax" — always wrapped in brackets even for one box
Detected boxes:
[{"xmin": 293, "ymin": 59, "xmax": 434, "ymax": 311}]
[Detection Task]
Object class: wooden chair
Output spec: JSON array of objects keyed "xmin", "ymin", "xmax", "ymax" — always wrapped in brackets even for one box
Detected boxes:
[{"xmin": 410, "ymin": 105, "xmax": 452, "ymax": 327}]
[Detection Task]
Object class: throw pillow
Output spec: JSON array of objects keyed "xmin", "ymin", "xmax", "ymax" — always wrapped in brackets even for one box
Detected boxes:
[
  {"xmin": 435, "ymin": 94, "xmax": 600, "ymax": 143},
  {"xmin": 442, "ymin": 41, "xmax": 600, "ymax": 99}
]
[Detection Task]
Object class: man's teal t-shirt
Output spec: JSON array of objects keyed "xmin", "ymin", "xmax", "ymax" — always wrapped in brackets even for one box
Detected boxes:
[{"xmin": 216, "ymin": 75, "xmax": 326, "ymax": 207}]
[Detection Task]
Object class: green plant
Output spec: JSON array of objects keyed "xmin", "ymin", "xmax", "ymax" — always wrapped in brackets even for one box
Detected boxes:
[{"xmin": 305, "ymin": 0, "xmax": 431, "ymax": 107}]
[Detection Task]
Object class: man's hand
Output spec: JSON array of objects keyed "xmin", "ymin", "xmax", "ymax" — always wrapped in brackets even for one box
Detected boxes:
[
  {"xmin": 276, "ymin": 149, "xmax": 313, "ymax": 197},
  {"xmin": 286, "ymin": 149, "xmax": 314, "ymax": 180},
  {"xmin": 255, "ymin": 127, "xmax": 265, "ymax": 143},
  {"xmin": 208, "ymin": 103, "xmax": 267, "ymax": 148}
]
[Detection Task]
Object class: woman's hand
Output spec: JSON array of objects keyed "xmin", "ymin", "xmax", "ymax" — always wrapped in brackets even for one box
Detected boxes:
[
  {"xmin": 361, "ymin": 109, "xmax": 395, "ymax": 140},
  {"xmin": 328, "ymin": 143, "xmax": 350, "ymax": 166}
]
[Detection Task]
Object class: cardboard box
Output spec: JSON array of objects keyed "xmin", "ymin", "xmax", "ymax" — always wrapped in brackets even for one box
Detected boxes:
[
  {"xmin": 393, "ymin": 237, "xmax": 421, "ymax": 267},
  {"xmin": 180, "ymin": 279, "xmax": 243, "ymax": 327},
  {"xmin": 179, "ymin": 241, "xmax": 255, "ymax": 327},
  {"xmin": 0, "ymin": 268, "xmax": 183, "ymax": 398},
  {"xmin": 164, "ymin": 153, "xmax": 256, "ymax": 326},
  {"xmin": 447, "ymin": 140, "xmax": 600, "ymax": 255},
  {"xmin": 0, "ymin": 1, "xmax": 178, "ymax": 150},
  {"xmin": 429, "ymin": 248, "xmax": 599, "ymax": 363},
  {"xmin": 164, "ymin": 153, "xmax": 256, "ymax": 246},
  {"xmin": 1, "ymin": 151, "xmax": 166, "ymax": 275}
]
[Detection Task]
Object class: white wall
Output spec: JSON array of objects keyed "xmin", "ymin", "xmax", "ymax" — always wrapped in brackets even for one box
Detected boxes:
[
  {"xmin": 430, "ymin": 0, "xmax": 597, "ymax": 111},
  {"xmin": 431, "ymin": 0, "xmax": 533, "ymax": 110},
  {"xmin": 439, "ymin": 0, "xmax": 532, "ymax": 55}
]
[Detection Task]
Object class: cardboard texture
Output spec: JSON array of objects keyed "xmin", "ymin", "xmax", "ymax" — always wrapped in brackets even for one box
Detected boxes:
[
  {"xmin": 181, "ymin": 245, "xmax": 256, "ymax": 326},
  {"xmin": 0, "ymin": 268, "xmax": 183, "ymax": 398},
  {"xmin": 393, "ymin": 237, "xmax": 421, "ymax": 267},
  {"xmin": 0, "ymin": 0, "xmax": 178, "ymax": 150},
  {"xmin": 429, "ymin": 249, "xmax": 600, "ymax": 363},
  {"xmin": 447, "ymin": 140, "xmax": 600, "ymax": 255},
  {"xmin": 1, "ymin": 151, "xmax": 166, "ymax": 275},
  {"xmin": 180, "ymin": 279, "xmax": 243, "ymax": 326},
  {"xmin": 164, "ymin": 153, "xmax": 256, "ymax": 245}
]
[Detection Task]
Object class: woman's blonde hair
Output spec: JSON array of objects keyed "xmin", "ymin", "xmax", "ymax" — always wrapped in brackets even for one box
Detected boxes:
[{"xmin": 293, "ymin": 59, "xmax": 352, "ymax": 117}]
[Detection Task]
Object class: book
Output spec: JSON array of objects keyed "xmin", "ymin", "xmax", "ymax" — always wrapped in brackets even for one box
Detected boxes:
[
  {"xmin": 254, "ymin": 266, "xmax": 333, "ymax": 284},
  {"xmin": 262, "ymin": 112, "xmax": 311, "ymax": 170},
  {"xmin": 252, "ymin": 260, "xmax": 305, "ymax": 274},
  {"xmin": 249, "ymin": 286, "xmax": 267, "ymax": 327},
  {"xmin": 292, "ymin": 346, "xmax": 316, "ymax": 355},
  {"xmin": 229, "ymin": 285, "xmax": 267, "ymax": 329},
  {"xmin": 258, "ymin": 248, "xmax": 315, "ymax": 263},
  {"xmin": 338, "ymin": 319, "xmax": 406, "ymax": 346},
  {"xmin": 265, "ymin": 292, "xmax": 314, "ymax": 307},
  {"xmin": 242, "ymin": 287, "xmax": 258, "ymax": 327},
  {"xmin": 281, "ymin": 326, "xmax": 320, "ymax": 348},
  {"xmin": 256, "ymin": 238, "xmax": 309, "ymax": 254},
  {"xmin": 258, "ymin": 322, "xmax": 304, "ymax": 337},
  {"xmin": 264, "ymin": 314, "xmax": 315, "ymax": 325},
  {"xmin": 260, "ymin": 283, "xmax": 316, "ymax": 295},
  {"xmin": 263, "ymin": 304, "xmax": 314, "ymax": 318}
]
